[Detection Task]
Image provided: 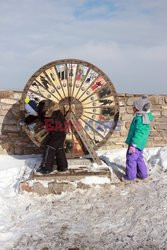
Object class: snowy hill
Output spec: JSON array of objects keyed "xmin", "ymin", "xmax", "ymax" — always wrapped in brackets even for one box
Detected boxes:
[{"xmin": 0, "ymin": 147, "xmax": 167, "ymax": 249}]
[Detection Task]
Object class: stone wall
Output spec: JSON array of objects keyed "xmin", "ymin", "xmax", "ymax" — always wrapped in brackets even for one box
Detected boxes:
[
  {"xmin": 0, "ymin": 90, "xmax": 166, "ymax": 155},
  {"xmin": 103, "ymin": 94, "xmax": 167, "ymax": 150},
  {"xmin": 0, "ymin": 91, "xmax": 42, "ymax": 155}
]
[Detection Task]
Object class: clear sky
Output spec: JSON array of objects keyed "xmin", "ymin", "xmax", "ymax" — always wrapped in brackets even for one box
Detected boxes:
[{"xmin": 0, "ymin": 0, "xmax": 167, "ymax": 94}]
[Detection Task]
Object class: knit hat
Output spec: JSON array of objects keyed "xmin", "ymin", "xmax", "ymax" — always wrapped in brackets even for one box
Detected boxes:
[
  {"xmin": 133, "ymin": 96, "xmax": 150, "ymax": 112},
  {"xmin": 133, "ymin": 96, "xmax": 151, "ymax": 124},
  {"xmin": 24, "ymin": 97, "xmax": 30, "ymax": 104}
]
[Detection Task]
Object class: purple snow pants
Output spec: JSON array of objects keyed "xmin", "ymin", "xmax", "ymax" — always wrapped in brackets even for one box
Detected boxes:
[{"xmin": 125, "ymin": 148, "xmax": 148, "ymax": 180}]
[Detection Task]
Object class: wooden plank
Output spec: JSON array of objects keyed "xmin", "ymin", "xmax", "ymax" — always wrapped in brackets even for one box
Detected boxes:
[
  {"xmin": 69, "ymin": 112, "xmax": 102, "ymax": 165},
  {"xmin": 33, "ymin": 168, "xmax": 111, "ymax": 181}
]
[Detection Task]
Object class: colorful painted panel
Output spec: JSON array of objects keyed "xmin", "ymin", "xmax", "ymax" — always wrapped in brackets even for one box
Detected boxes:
[{"xmin": 20, "ymin": 59, "xmax": 119, "ymax": 156}]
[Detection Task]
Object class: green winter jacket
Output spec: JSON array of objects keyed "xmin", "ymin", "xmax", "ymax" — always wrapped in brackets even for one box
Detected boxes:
[{"xmin": 125, "ymin": 112, "xmax": 153, "ymax": 150}]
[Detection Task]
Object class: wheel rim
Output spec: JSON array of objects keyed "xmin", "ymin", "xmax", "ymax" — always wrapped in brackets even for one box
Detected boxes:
[{"xmin": 20, "ymin": 59, "xmax": 119, "ymax": 158}]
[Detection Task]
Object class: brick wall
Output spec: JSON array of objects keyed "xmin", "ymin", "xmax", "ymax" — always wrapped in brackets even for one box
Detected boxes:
[{"xmin": 0, "ymin": 91, "xmax": 166, "ymax": 155}]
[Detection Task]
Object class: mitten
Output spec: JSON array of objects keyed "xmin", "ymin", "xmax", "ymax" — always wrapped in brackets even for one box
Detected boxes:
[{"xmin": 128, "ymin": 145, "xmax": 136, "ymax": 154}]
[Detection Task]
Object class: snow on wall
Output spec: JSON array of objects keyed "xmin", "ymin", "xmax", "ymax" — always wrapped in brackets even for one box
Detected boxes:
[{"xmin": 0, "ymin": 91, "xmax": 166, "ymax": 155}]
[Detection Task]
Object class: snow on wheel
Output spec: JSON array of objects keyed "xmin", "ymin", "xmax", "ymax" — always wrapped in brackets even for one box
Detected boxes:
[{"xmin": 20, "ymin": 59, "xmax": 119, "ymax": 158}]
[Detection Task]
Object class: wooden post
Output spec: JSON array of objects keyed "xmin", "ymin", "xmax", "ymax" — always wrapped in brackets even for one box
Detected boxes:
[{"xmin": 67, "ymin": 112, "xmax": 102, "ymax": 165}]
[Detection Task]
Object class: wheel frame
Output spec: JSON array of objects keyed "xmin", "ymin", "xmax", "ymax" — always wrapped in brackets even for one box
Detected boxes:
[{"xmin": 20, "ymin": 58, "xmax": 120, "ymax": 155}]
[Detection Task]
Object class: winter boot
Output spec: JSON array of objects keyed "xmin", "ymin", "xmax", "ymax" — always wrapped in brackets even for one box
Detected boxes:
[
  {"xmin": 55, "ymin": 147, "xmax": 68, "ymax": 172},
  {"xmin": 36, "ymin": 145, "xmax": 56, "ymax": 174}
]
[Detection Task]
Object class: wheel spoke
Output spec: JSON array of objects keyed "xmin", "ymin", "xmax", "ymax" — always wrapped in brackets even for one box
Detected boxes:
[{"xmin": 21, "ymin": 59, "xmax": 119, "ymax": 157}]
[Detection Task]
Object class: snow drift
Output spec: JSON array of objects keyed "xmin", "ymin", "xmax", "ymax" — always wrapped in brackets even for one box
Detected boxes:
[{"xmin": 0, "ymin": 147, "xmax": 167, "ymax": 249}]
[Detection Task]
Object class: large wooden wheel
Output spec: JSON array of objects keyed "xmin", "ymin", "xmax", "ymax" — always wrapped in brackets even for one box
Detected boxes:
[{"xmin": 20, "ymin": 59, "xmax": 119, "ymax": 158}]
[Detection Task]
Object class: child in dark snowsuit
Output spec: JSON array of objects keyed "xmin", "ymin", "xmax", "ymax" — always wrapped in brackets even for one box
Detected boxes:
[
  {"xmin": 37, "ymin": 101, "xmax": 68, "ymax": 174},
  {"xmin": 24, "ymin": 100, "xmax": 68, "ymax": 174},
  {"xmin": 124, "ymin": 96, "xmax": 153, "ymax": 181}
]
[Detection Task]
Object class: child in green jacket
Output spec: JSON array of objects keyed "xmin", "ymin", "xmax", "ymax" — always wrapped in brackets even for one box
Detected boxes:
[{"xmin": 124, "ymin": 96, "xmax": 153, "ymax": 180}]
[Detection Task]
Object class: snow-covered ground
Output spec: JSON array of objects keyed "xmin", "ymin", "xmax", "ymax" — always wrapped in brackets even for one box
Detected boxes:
[{"xmin": 0, "ymin": 147, "xmax": 167, "ymax": 250}]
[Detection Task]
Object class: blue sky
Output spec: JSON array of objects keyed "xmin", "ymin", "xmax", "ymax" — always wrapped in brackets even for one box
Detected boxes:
[{"xmin": 0, "ymin": 0, "xmax": 167, "ymax": 94}]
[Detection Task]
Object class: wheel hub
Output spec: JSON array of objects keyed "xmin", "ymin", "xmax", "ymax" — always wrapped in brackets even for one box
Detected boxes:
[{"xmin": 59, "ymin": 97, "xmax": 83, "ymax": 119}]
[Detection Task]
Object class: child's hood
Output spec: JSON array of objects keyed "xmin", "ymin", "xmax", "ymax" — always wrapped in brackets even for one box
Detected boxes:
[{"xmin": 136, "ymin": 111, "xmax": 153, "ymax": 122}]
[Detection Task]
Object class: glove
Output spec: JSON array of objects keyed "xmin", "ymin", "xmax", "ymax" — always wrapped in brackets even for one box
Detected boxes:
[
  {"xmin": 128, "ymin": 145, "xmax": 136, "ymax": 154},
  {"xmin": 19, "ymin": 119, "xmax": 26, "ymax": 126}
]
